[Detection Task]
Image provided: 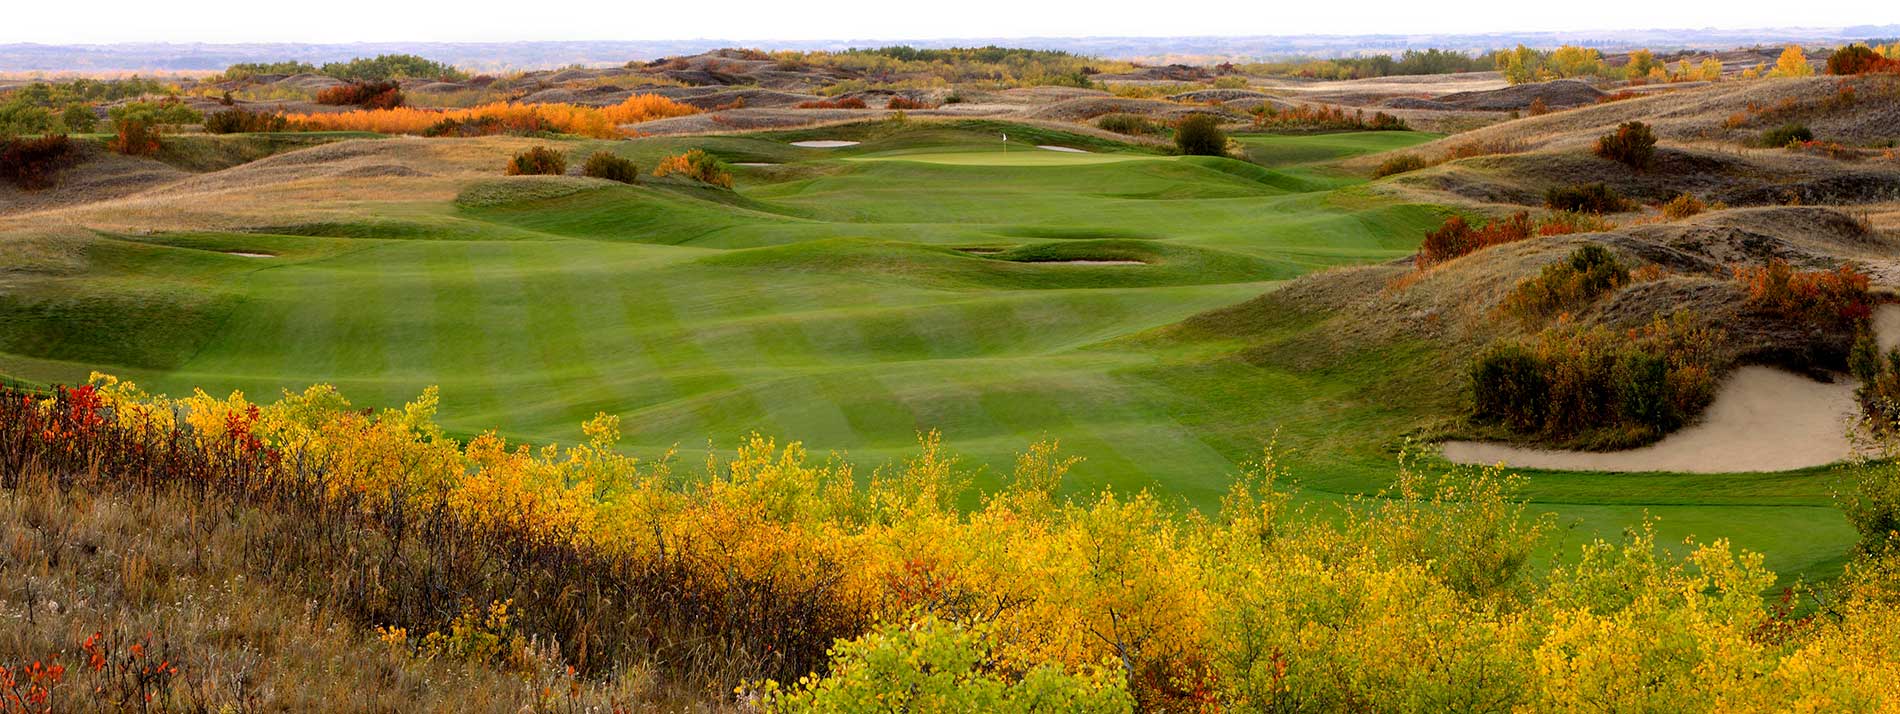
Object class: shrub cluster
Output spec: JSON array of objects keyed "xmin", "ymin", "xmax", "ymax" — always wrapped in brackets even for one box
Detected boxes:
[
  {"xmin": 1827, "ymin": 45, "xmax": 1900, "ymax": 76},
  {"xmin": 202, "ymin": 108, "xmax": 289, "ymax": 134},
  {"xmin": 505, "ymin": 146, "xmax": 566, "ymax": 176},
  {"xmin": 1661, "ymin": 193, "xmax": 1709, "ymax": 220},
  {"xmin": 1544, "ymin": 182, "xmax": 1632, "ymax": 213},
  {"xmin": 652, "ymin": 148, "xmax": 733, "ymax": 188},
  {"xmin": 1498, "ymin": 244, "xmax": 1630, "ymax": 326},
  {"xmin": 1594, "ymin": 121, "xmax": 1657, "ymax": 169},
  {"xmin": 1249, "ymin": 103, "xmax": 1409, "ymax": 131},
  {"xmin": 794, "ymin": 97, "xmax": 868, "ymax": 109},
  {"xmin": 1735, "ymin": 259, "xmax": 1873, "ymax": 334},
  {"xmin": 1172, "ymin": 114, "xmax": 1227, "ymax": 156},
  {"xmin": 316, "ymin": 80, "xmax": 405, "ymax": 110},
  {"xmin": 886, "ymin": 97, "xmax": 936, "ymax": 110},
  {"xmin": 1418, "ymin": 213, "xmax": 1527, "ymax": 267},
  {"xmin": 0, "ymin": 133, "xmax": 74, "ymax": 189},
  {"xmin": 282, "ymin": 95, "xmax": 699, "ymax": 139},
  {"xmin": 1094, "ymin": 113, "xmax": 1162, "ymax": 136},
  {"xmin": 319, "ymin": 54, "xmax": 466, "ymax": 82},
  {"xmin": 107, "ymin": 99, "xmax": 202, "ymax": 129},
  {"xmin": 1371, "ymin": 153, "xmax": 1429, "ymax": 178},
  {"xmin": 422, "ymin": 114, "xmax": 553, "ymax": 137},
  {"xmin": 12, "ymin": 376, "xmax": 1900, "ymax": 710},
  {"xmin": 1758, "ymin": 122, "xmax": 1813, "ymax": 148},
  {"xmin": 1472, "ymin": 312, "xmax": 1724, "ymax": 438},
  {"xmin": 581, "ymin": 151, "xmax": 639, "ymax": 184},
  {"xmin": 1416, "ymin": 211, "xmax": 1610, "ymax": 268}
]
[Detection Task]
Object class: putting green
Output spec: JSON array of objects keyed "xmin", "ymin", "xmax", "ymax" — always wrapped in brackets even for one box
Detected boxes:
[
  {"xmin": 846, "ymin": 150, "xmax": 1173, "ymax": 166},
  {"xmin": 0, "ymin": 123, "xmax": 1861, "ymax": 580}
]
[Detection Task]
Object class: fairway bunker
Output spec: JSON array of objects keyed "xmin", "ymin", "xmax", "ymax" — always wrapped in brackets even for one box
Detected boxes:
[
  {"xmin": 1037, "ymin": 145, "xmax": 1088, "ymax": 153},
  {"xmin": 1441, "ymin": 366, "xmax": 1861, "ymax": 473},
  {"xmin": 789, "ymin": 140, "xmax": 860, "ymax": 148},
  {"xmin": 224, "ymin": 251, "xmax": 276, "ymax": 258},
  {"xmin": 732, "ymin": 162, "xmax": 778, "ymax": 166}
]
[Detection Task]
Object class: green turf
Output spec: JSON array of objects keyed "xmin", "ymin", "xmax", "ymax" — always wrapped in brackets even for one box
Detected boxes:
[{"xmin": 0, "ymin": 123, "xmax": 1864, "ymax": 579}]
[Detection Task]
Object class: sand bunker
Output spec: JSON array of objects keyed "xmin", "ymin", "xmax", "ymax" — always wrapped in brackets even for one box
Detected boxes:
[
  {"xmin": 225, "ymin": 252, "xmax": 276, "ymax": 258},
  {"xmin": 790, "ymin": 140, "xmax": 859, "ymax": 148},
  {"xmin": 1037, "ymin": 145, "xmax": 1088, "ymax": 153},
  {"xmin": 1442, "ymin": 366, "xmax": 1861, "ymax": 473},
  {"xmin": 1023, "ymin": 259, "xmax": 1147, "ymax": 266},
  {"xmin": 732, "ymin": 162, "xmax": 777, "ymax": 167}
]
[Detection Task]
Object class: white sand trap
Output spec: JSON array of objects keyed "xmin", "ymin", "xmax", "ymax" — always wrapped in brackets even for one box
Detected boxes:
[
  {"xmin": 1037, "ymin": 145, "xmax": 1088, "ymax": 153},
  {"xmin": 1026, "ymin": 259, "xmax": 1147, "ymax": 266},
  {"xmin": 1443, "ymin": 366, "xmax": 1861, "ymax": 473},
  {"xmin": 732, "ymin": 162, "xmax": 777, "ymax": 166},
  {"xmin": 225, "ymin": 252, "xmax": 275, "ymax": 258},
  {"xmin": 790, "ymin": 140, "xmax": 859, "ymax": 148}
]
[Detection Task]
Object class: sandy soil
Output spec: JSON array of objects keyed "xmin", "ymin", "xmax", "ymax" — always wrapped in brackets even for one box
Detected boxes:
[{"xmin": 1442, "ymin": 366, "xmax": 1862, "ymax": 473}]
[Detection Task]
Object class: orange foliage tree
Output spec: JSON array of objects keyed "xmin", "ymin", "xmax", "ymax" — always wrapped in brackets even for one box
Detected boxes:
[{"xmin": 282, "ymin": 94, "xmax": 699, "ymax": 138}]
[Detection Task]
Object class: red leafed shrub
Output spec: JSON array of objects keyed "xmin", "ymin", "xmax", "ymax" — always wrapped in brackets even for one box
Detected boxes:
[
  {"xmin": 1416, "ymin": 212, "xmax": 1533, "ymax": 267},
  {"xmin": 1827, "ymin": 45, "xmax": 1900, "ymax": 76},
  {"xmin": 1736, "ymin": 259, "xmax": 1873, "ymax": 332},
  {"xmin": 316, "ymin": 80, "xmax": 405, "ymax": 109},
  {"xmin": 886, "ymin": 97, "xmax": 936, "ymax": 110},
  {"xmin": 1594, "ymin": 121, "xmax": 1656, "ymax": 169},
  {"xmin": 0, "ymin": 134, "xmax": 75, "ymax": 190},
  {"xmin": 795, "ymin": 97, "xmax": 867, "ymax": 109},
  {"xmin": 108, "ymin": 120, "xmax": 160, "ymax": 156}
]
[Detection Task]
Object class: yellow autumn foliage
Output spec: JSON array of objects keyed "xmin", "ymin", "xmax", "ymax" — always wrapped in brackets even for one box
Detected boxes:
[{"xmin": 69, "ymin": 373, "xmax": 1900, "ymax": 710}]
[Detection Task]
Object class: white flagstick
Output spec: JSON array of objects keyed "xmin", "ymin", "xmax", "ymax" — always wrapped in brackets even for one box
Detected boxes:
[{"xmin": 1002, "ymin": 132, "xmax": 1007, "ymax": 153}]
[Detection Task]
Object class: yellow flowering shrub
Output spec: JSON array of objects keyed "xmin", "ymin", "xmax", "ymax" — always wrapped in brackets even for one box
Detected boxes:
[{"xmin": 19, "ymin": 375, "xmax": 1900, "ymax": 710}]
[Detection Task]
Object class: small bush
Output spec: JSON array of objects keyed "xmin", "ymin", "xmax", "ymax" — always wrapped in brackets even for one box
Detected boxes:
[
  {"xmin": 60, "ymin": 104, "xmax": 96, "ymax": 132},
  {"xmin": 1544, "ymin": 182, "xmax": 1632, "ymax": 213},
  {"xmin": 652, "ymin": 148, "xmax": 732, "ymax": 188},
  {"xmin": 1661, "ymin": 193, "xmax": 1707, "ymax": 220},
  {"xmin": 1758, "ymin": 123, "xmax": 1813, "ymax": 148},
  {"xmin": 1499, "ymin": 244, "xmax": 1630, "ymax": 325},
  {"xmin": 1471, "ymin": 344, "xmax": 1549, "ymax": 432},
  {"xmin": 886, "ymin": 97, "xmax": 935, "ymax": 110},
  {"xmin": 1173, "ymin": 114, "xmax": 1227, "ymax": 156},
  {"xmin": 505, "ymin": 146, "xmax": 566, "ymax": 176},
  {"xmin": 0, "ymin": 133, "xmax": 75, "ymax": 189},
  {"xmin": 108, "ymin": 119, "xmax": 160, "ymax": 156},
  {"xmin": 1594, "ymin": 121, "xmax": 1656, "ymax": 169},
  {"xmin": 1095, "ymin": 113, "xmax": 1161, "ymax": 136},
  {"xmin": 1372, "ymin": 153, "xmax": 1430, "ymax": 178},
  {"xmin": 1527, "ymin": 97, "xmax": 1550, "ymax": 116},
  {"xmin": 203, "ymin": 108, "xmax": 289, "ymax": 134},
  {"xmin": 581, "ymin": 151, "xmax": 639, "ymax": 184},
  {"xmin": 316, "ymin": 81, "xmax": 405, "ymax": 110}
]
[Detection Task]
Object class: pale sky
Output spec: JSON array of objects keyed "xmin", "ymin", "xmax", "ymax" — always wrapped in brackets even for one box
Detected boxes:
[{"xmin": 3, "ymin": 0, "xmax": 1893, "ymax": 44}]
